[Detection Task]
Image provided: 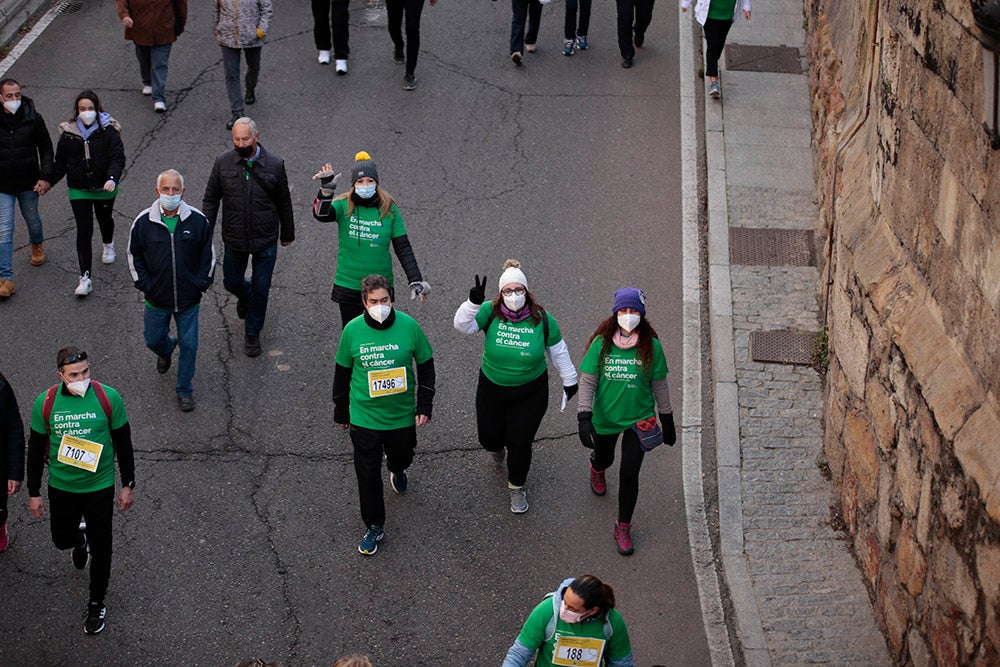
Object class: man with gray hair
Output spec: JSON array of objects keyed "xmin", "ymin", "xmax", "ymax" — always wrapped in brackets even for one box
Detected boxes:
[
  {"xmin": 128, "ymin": 169, "xmax": 216, "ymax": 412},
  {"xmin": 202, "ymin": 117, "xmax": 294, "ymax": 357}
]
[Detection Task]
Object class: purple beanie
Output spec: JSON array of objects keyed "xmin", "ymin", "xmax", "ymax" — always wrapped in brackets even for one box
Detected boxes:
[{"xmin": 612, "ymin": 287, "xmax": 646, "ymax": 316}]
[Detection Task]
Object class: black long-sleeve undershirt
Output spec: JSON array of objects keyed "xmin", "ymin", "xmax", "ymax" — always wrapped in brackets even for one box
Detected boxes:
[{"xmin": 27, "ymin": 422, "xmax": 135, "ymax": 496}]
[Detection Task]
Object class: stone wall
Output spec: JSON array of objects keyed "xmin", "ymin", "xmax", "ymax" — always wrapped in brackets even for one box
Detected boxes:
[{"xmin": 808, "ymin": 0, "xmax": 1000, "ymax": 663}]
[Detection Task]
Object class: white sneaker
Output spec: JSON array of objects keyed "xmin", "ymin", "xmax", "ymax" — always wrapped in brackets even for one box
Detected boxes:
[
  {"xmin": 74, "ymin": 272, "xmax": 92, "ymax": 297},
  {"xmin": 153, "ymin": 101, "xmax": 166, "ymax": 112},
  {"xmin": 141, "ymin": 85, "xmax": 152, "ymax": 95},
  {"xmin": 525, "ymin": 43, "xmax": 536, "ymax": 53},
  {"xmin": 318, "ymin": 50, "xmax": 331, "ymax": 64},
  {"xmin": 101, "ymin": 243, "xmax": 116, "ymax": 264},
  {"xmin": 335, "ymin": 59, "xmax": 348, "ymax": 75}
]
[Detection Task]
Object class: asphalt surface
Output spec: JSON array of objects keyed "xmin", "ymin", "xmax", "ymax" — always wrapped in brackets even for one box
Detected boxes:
[{"xmin": 0, "ymin": 0, "xmax": 707, "ymax": 664}]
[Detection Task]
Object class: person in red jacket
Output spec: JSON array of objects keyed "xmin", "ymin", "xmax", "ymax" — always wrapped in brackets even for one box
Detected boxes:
[{"xmin": 116, "ymin": 0, "xmax": 188, "ymax": 112}]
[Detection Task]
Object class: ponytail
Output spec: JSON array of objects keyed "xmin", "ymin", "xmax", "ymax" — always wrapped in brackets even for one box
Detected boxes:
[{"xmin": 569, "ymin": 575, "xmax": 616, "ymax": 619}]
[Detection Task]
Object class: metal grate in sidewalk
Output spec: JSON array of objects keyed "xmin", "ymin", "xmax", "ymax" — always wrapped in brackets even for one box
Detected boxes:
[
  {"xmin": 725, "ymin": 43, "xmax": 802, "ymax": 73},
  {"xmin": 56, "ymin": 1, "xmax": 84, "ymax": 13},
  {"xmin": 750, "ymin": 330, "xmax": 817, "ymax": 365},
  {"xmin": 730, "ymin": 227, "xmax": 816, "ymax": 266}
]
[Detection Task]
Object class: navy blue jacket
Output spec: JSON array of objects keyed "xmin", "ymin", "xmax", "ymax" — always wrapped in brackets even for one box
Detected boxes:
[{"xmin": 127, "ymin": 200, "xmax": 216, "ymax": 311}]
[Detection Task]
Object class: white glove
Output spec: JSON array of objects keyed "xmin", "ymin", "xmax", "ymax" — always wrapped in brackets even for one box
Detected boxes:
[{"xmin": 409, "ymin": 281, "xmax": 431, "ymax": 302}]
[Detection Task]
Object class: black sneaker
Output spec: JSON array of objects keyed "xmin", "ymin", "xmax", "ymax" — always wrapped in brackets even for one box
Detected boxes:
[
  {"xmin": 177, "ymin": 394, "xmax": 195, "ymax": 412},
  {"xmin": 403, "ymin": 74, "xmax": 417, "ymax": 91},
  {"xmin": 72, "ymin": 531, "xmax": 90, "ymax": 570},
  {"xmin": 156, "ymin": 352, "xmax": 171, "ymax": 374},
  {"xmin": 390, "ymin": 470, "xmax": 408, "ymax": 494},
  {"xmin": 393, "ymin": 46, "xmax": 404, "ymax": 64},
  {"xmin": 621, "ymin": 56, "xmax": 634, "ymax": 69},
  {"xmin": 84, "ymin": 601, "xmax": 106, "ymax": 635},
  {"xmin": 244, "ymin": 87, "xmax": 256, "ymax": 105},
  {"xmin": 245, "ymin": 334, "xmax": 262, "ymax": 357}
]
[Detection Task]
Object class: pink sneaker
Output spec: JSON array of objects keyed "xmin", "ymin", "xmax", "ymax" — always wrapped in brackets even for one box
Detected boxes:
[
  {"xmin": 0, "ymin": 522, "xmax": 8, "ymax": 552},
  {"xmin": 614, "ymin": 521, "xmax": 634, "ymax": 555},
  {"xmin": 590, "ymin": 464, "xmax": 606, "ymax": 496}
]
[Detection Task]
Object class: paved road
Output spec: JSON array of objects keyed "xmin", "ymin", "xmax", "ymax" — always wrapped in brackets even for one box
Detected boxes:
[{"xmin": 0, "ymin": 1, "xmax": 708, "ymax": 664}]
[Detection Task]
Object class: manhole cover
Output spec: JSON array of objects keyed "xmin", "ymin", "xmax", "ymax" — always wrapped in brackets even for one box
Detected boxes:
[
  {"xmin": 730, "ymin": 228, "xmax": 816, "ymax": 267},
  {"xmin": 725, "ymin": 44, "xmax": 801, "ymax": 73},
  {"xmin": 750, "ymin": 330, "xmax": 816, "ymax": 365},
  {"xmin": 56, "ymin": 1, "xmax": 84, "ymax": 13}
]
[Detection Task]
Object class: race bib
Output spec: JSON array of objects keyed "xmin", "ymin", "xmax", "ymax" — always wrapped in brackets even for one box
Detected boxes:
[
  {"xmin": 368, "ymin": 367, "xmax": 407, "ymax": 398},
  {"xmin": 552, "ymin": 635, "xmax": 606, "ymax": 667},
  {"xmin": 57, "ymin": 435, "xmax": 104, "ymax": 474}
]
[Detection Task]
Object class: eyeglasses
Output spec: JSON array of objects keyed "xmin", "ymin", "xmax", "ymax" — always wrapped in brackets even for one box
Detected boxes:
[
  {"xmin": 501, "ymin": 287, "xmax": 526, "ymax": 297},
  {"xmin": 59, "ymin": 351, "xmax": 87, "ymax": 367}
]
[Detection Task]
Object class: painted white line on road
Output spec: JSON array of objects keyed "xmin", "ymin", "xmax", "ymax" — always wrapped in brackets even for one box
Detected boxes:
[
  {"xmin": 0, "ymin": 5, "xmax": 60, "ymax": 78},
  {"xmin": 678, "ymin": 11, "xmax": 735, "ymax": 667}
]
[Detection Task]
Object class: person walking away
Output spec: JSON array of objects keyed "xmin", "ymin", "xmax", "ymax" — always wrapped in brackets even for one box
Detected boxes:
[
  {"xmin": 128, "ymin": 169, "xmax": 215, "ymax": 412},
  {"xmin": 312, "ymin": 0, "xmax": 351, "ymax": 73},
  {"xmin": 0, "ymin": 371, "xmax": 25, "ymax": 552},
  {"xmin": 26, "ymin": 347, "xmax": 136, "ymax": 635},
  {"xmin": 562, "ymin": 0, "xmax": 590, "ymax": 54},
  {"xmin": 502, "ymin": 575, "xmax": 635, "ymax": 667},
  {"xmin": 615, "ymin": 0, "xmax": 655, "ymax": 67},
  {"xmin": 215, "ymin": 0, "xmax": 273, "ymax": 129},
  {"xmin": 117, "ymin": 0, "xmax": 188, "ymax": 112},
  {"xmin": 386, "ymin": 0, "xmax": 437, "ymax": 90},
  {"xmin": 0, "ymin": 78, "xmax": 52, "ymax": 298},
  {"xmin": 45, "ymin": 91, "xmax": 125, "ymax": 297},
  {"xmin": 577, "ymin": 287, "xmax": 676, "ymax": 555},
  {"xmin": 313, "ymin": 151, "xmax": 429, "ymax": 328},
  {"xmin": 203, "ymin": 117, "xmax": 294, "ymax": 357},
  {"xmin": 681, "ymin": 0, "xmax": 751, "ymax": 99},
  {"xmin": 332, "ymin": 274, "xmax": 435, "ymax": 556},
  {"xmin": 452, "ymin": 260, "xmax": 577, "ymax": 513},
  {"xmin": 509, "ymin": 0, "xmax": 547, "ymax": 65}
]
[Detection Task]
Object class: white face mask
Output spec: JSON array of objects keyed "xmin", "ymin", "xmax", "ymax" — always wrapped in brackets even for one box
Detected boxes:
[
  {"xmin": 78, "ymin": 110, "xmax": 97, "ymax": 125},
  {"xmin": 559, "ymin": 600, "xmax": 587, "ymax": 624},
  {"xmin": 3, "ymin": 100, "xmax": 21, "ymax": 114},
  {"xmin": 503, "ymin": 293, "xmax": 526, "ymax": 311},
  {"xmin": 617, "ymin": 313, "xmax": 641, "ymax": 333},
  {"xmin": 159, "ymin": 193, "xmax": 182, "ymax": 211},
  {"xmin": 368, "ymin": 304, "xmax": 392, "ymax": 323},
  {"xmin": 65, "ymin": 378, "xmax": 91, "ymax": 397}
]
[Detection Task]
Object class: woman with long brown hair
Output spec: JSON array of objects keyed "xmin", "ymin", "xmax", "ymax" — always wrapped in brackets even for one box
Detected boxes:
[{"xmin": 577, "ymin": 287, "xmax": 675, "ymax": 555}]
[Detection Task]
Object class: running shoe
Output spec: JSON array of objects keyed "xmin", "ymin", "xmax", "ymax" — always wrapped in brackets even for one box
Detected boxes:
[
  {"xmin": 390, "ymin": 470, "xmax": 408, "ymax": 494},
  {"xmin": 318, "ymin": 50, "xmax": 331, "ymax": 64},
  {"xmin": 511, "ymin": 51, "xmax": 523, "ymax": 65},
  {"xmin": 709, "ymin": 81, "xmax": 721, "ymax": 99},
  {"xmin": 614, "ymin": 521, "xmax": 634, "ymax": 556},
  {"xmin": 576, "ymin": 35, "xmax": 588, "ymax": 50},
  {"xmin": 525, "ymin": 43, "xmax": 536, "ymax": 53},
  {"xmin": 402, "ymin": 74, "xmax": 417, "ymax": 91},
  {"xmin": 590, "ymin": 464, "xmax": 606, "ymax": 496},
  {"xmin": 563, "ymin": 39, "xmax": 574, "ymax": 56},
  {"xmin": 101, "ymin": 243, "xmax": 115, "ymax": 264},
  {"xmin": 509, "ymin": 485, "xmax": 528, "ymax": 514},
  {"xmin": 84, "ymin": 602, "xmax": 106, "ymax": 635},
  {"xmin": 358, "ymin": 525, "xmax": 384, "ymax": 555},
  {"xmin": 335, "ymin": 59, "xmax": 348, "ymax": 75},
  {"xmin": 74, "ymin": 272, "xmax": 92, "ymax": 297},
  {"xmin": 72, "ymin": 531, "xmax": 90, "ymax": 570}
]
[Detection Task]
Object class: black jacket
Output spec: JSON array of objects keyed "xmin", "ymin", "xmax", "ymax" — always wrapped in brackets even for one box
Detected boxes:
[
  {"xmin": 128, "ymin": 200, "xmax": 216, "ymax": 311},
  {"xmin": 46, "ymin": 116, "xmax": 126, "ymax": 191},
  {"xmin": 0, "ymin": 96, "xmax": 54, "ymax": 194},
  {"xmin": 202, "ymin": 145, "xmax": 294, "ymax": 252},
  {"xmin": 0, "ymin": 372, "xmax": 25, "ymax": 483}
]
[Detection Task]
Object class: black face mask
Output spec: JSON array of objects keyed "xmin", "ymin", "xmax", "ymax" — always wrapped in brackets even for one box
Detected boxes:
[{"xmin": 235, "ymin": 144, "xmax": 255, "ymax": 159}]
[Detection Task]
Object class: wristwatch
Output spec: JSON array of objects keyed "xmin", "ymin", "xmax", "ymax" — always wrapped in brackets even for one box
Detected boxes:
[{"xmin": 125, "ymin": 480, "xmax": 135, "ymax": 490}]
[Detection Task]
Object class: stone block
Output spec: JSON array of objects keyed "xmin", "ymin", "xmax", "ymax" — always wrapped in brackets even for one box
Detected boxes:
[
  {"xmin": 851, "ymin": 220, "xmax": 904, "ymax": 296},
  {"xmin": 953, "ymin": 401, "xmax": 1000, "ymax": 524},
  {"xmin": 866, "ymin": 377, "xmax": 897, "ymax": 454},
  {"xmin": 844, "ymin": 469, "xmax": 859, "ymax": 535},
  {"xmin": 909, "ymin": 628, "xmax": 932, "ymax": 667},
  {"xmin": 917, "ymin": 470, "xmax": 933, "ymax": 547},
  {"xmin": 856, "ymin": 525, "xmax": 881, "ymax": 590},
  {"xmin": 897, "ymin": 435, "xmax": 921, "ymax": 517},
  {"xmin": 934, "ymin": 162, "xmax": 959, "ymax": 247},
  {"xmin": 897, "ymin": 521, "xmax": 927, "ymax": 597},
  {"xmin": 878, "ymin": 464, "xmax": 893, "ymax": 546},
  {"xmin": 941, "ymin": 478, "xmax": 966, "ymax": 532},
  {"xmin": 977, "ymin": 542, "xmax": 1000, "ymax": 608},
  {"xmin": 843, "ymin": 409, "xmax": 880, "ymax": 503},
  {"xmin": 933, "ymin": 540, "xmax": 979, "ymax": 622},
  {"xmin": 929, "ymin": 610, "xmax": 960, "ymax": 667},
  {"xmin": 830, "ymin": 285, "xmax": 868, "ymax": 398},
  {"xmin": 878, "ymin": 575, "xmax": 909, "ymax": 658}
]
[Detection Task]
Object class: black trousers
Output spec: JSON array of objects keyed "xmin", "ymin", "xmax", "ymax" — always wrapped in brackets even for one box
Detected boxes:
[
  {"xmin": 510, "ymin": 0, "xmax": 542, "ymax": 54},
  {"xmin": 564, "ymin": 0, "xmax": 592, "ymax": 41},
  {"xmin": 703, "ymin": 18, "xmax": 734, "ymax": 78},
  {"xmin": 312, "ymin": 0, "xmax": 351, "ymax": 58},
  {"xmin": 476, "ymin": 370, "xmax": 549, "ymax": 487},
  {"xmin": 350, "ymin": 424, "xmax": 416, "ymax": 528},
  {"xmin": 615, "ymin": 0, "xmax": 655, "ymax": 59},
  {"xmin": 48, "ymin": 485, "xmax": 115, "ymax": 603},
  {"xmin": 71, "ymin": 198, "xmax": 116, "ymax": 275},
  {"xmin": 591, "ymin": 428, "xmax": 645, "ymax": 524},
  {"xmin": 387, "ymin": 0, "xmax": 426, "ymax": 77}
]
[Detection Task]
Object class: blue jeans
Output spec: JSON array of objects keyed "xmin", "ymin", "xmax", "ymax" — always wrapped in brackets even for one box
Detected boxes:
[
  {"xmin": 135, "ymin": 43, "xmax": 172, "ymax": 103},
  {"xmin": 220, "ymin": 45, "xmax": 262, "ymax": 115},
  {"xmin": 144, "ymin": 304, "xmax": 200, "ymax": 397},
  {"xmin": 223, "ymin": 243, "xmax": 277, "ymax": 337},
  {"xmin": 0, "ymin": 190, "xmax": 44, "ymax": 280}
]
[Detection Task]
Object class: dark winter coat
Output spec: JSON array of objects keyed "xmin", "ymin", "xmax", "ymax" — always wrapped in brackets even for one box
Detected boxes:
[
  {"xmin": 116, "ymin": 0, "xmax": 188, "ymax": 46},
  {"xmin": 202, "ymin": 145, "xmax": 294, "ymax": 252},
  {"xmin": 0, "ymin": 96, "xmax": 54, "ymax": 195},
  {"xmin": 0, "ymin": 372, "xmax": 25, "ymax": 483},
  {"xmin": 47, "ymin": 116, "xmax": 126, "ymax": 191}
]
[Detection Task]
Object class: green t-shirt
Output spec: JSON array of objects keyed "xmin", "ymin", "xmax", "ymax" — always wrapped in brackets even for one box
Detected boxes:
[
  {"xmin": 515, "ymin": 595, "xmax": 632, "ymax": 667},
  {"xmin": 335, "ymin": 310, "xmax": 433, "ymax": 430},
  {"xmin": 474, "ymin": 303, "xmax": 561, "ymax": 386},
  {"xmin": 325, "ymin": 198, "xmax": 407, "ymax": 291},
  {"xmin": 30, "ymin": 383, "xmax": 128, "ymax": 493},
  {"xmin": 68, "ymin": 185, "xmax": 118, "ymax": 201},
  {"xmin": 708, "ymin": 0, "xmax": 738, "ymax": 20},
  {"xmin": 579, "ymin": 337, "xmax": 668, "ymax": 434}
]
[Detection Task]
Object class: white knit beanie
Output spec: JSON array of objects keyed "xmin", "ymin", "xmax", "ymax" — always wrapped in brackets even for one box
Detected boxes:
[{"xmin": 498, "ymin": 259, "xmax": 527, "ymax": 291}]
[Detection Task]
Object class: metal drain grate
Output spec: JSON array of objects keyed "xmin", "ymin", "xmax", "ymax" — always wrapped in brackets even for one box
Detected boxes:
[
  {"xmin": 730, "ymin": 228, "xmax": 816, "ymax": 267},
  {"xmin": 56, "ymin": 1, "xmax": 84, "ymax": 13},
  {"xmin": 750, "ymin": 330, "xmax": 816, "ymax": 365},
  {"xmin": 724, "ymin": 44, "xmax": 801, "ymax": 73}
]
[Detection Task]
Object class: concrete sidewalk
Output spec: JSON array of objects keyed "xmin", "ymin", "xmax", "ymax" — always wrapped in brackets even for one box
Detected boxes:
[{"xmin": 695, "ymin": 3, "xmax": 893, "ymax": 665}]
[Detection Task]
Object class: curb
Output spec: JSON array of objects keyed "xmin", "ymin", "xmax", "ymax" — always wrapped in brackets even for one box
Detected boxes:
[{"xmin": 0, "ymin": 0, "xmax": 51, "ymax": 56}]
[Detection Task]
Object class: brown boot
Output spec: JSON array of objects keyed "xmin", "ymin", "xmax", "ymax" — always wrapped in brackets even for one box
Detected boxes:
[
  {"xmin": 30, "ymin": 242, "xmax": 45, "ymax": 266},
  {"xmin": 0, "ymin": 279, "xmax": 16, "ymax": 298}
]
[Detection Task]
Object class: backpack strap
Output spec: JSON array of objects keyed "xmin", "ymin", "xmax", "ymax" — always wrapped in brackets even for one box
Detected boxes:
[
  {"xmin": 543, "ymin": 591, "xmax": 614, "ymax": 644},
  {"xmin": 42, "ymin": 384, "xmax": 59, "ymax": 435},
  {"xmin": 91, "ymin": 381, "xmax": 113, "ymax": 423}
]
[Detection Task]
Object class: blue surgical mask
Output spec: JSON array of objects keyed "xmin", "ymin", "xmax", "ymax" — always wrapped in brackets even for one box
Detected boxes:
[
  {"xmin": 355, "ymin": 184, "xmax": 377, "ymax": 199},
  {"xmin": 159, "ymin": 193, "xmax": 182, "ymax": 212}
]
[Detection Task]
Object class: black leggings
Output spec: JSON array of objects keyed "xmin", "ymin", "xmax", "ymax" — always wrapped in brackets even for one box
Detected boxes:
[
  {"xmin": 476, "ymin": 370, "xmax": 549, "ymax": 487},
  {"xmin": 71, "ymin": 198, "xmax": 116, "ymax": 275},
  {"xmin": 387, "ymin": 0, "xmax": 426, "ymax": 77},
  {"xmin": 703, "ymin": 17, "xmax": 734, "ymax": 78},
  {"xmin": 48, "ymin": 484, "xmax": 115, "ymax": 603},
  {"xmin": 591, "ymin": 428, "xmax": 645, "ymax": 523}
]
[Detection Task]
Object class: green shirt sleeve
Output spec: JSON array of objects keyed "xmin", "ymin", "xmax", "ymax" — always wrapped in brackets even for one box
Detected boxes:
[
  {"xmin": 579, "ymin": 338, "xmax": 602, "ymax": 374},
  {"xmin": 412, "ymin": 318, "xmax": 433, "ymax": 364},
  {"xmin": 544, "ymin": 312, "xmax": 562, "ymax": 346},
  {"xmin": 515, "ymin": 598, "xmax": 553, "ymax": 650},
  {"xmin": 651, "ymin": 338, "xmax": 668, "ymax": 381},
  {"xmin": 606, "ymin": 609, "xmax": 633, "ymax": 659},
  {"xmin": 474, "ymin": 302, "xmax": 493, "ymax": 332},
  {"xmin": 389, "ymin": 204, "xmax": 407, "ymax": 238},
  {"xmin": 334, "ymin": 324, "xmax": 355, "ymax": 367},
  {"xmin": 30, "ymin": 390, "xmax": 47, "ymax": 433}
]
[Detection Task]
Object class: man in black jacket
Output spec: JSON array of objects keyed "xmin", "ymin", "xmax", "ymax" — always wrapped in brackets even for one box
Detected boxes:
[
  {"xmin": 128, "ymin": 169, "xmax": 216, "ymax": 412},
  {"xmin": 0, "ymin": 79, "xmax": 53, "ymax": 297},
  {"xmin": 0, "ymin": 370, "xmax": 25, "ymax": 552},
  {"xmin": 202, "ymin": 117, "xmax": 294, "ymax": 357}
]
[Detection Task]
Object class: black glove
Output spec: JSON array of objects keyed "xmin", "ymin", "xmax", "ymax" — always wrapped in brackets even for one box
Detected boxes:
[
  {"xmin": 577, "ymin": 411, "xmax": 596, "ymax": 449},
  {"xmin": 563, "ymin": 383, "xmax": 579, "ymax": 402},
  {"xmin": 469, "ymin": 274, "xmax": 487, "ymax": 305},
  {"xmin": 660, "ymin": 413, "xmax": 676, "ymax": 446}
]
